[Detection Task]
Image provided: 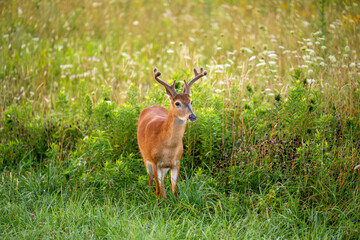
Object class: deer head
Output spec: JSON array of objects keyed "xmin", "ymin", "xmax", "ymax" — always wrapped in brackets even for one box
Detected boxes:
[{"xmin": 154, "ymin": 67, "xmax": 207, "ymax": 122}]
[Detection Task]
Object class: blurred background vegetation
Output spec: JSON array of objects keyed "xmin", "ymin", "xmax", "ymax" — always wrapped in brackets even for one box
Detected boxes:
[{"xmin": 0, "ymin": 0, "xmax": 360, "ymax": 238}]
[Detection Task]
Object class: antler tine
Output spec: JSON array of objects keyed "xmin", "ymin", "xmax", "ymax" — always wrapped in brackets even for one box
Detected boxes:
[
  {"xmin": 183, "ymin": 67, "xmax": 207, "ymax": 95},
  {"xmin": 153, "ymin": 68, "xmax": 177, "ymax": 97}
]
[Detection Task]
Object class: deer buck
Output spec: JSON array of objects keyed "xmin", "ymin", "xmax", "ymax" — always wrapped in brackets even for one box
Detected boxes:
[{"xmin": 137, "ymin": 67, "xmax": 207, "ymax": 198}]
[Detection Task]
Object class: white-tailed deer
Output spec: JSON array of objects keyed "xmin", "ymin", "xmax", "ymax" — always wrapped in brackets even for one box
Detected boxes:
[{"xmin": 137, "ymin": 67, "xmax": 207, "ymax": 198}]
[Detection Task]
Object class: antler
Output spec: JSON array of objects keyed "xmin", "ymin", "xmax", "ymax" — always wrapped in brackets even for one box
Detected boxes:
[
  {"xmin": 154, "ymin": 68, "xmax": 178, "ymax": 98},
  {"xmin": 183, "ymin": 67, "xmax": 207, "ymax": 95}
]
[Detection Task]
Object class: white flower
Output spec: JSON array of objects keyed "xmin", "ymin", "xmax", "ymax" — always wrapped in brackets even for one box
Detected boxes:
[
  {"xmin": 328, "ymin": 55, "xmax": 336, "ymax": 63},
  {"xmin": 307, "ymin": 79, "xmax": 316, "ymax": 84},
  {"xmin": 92, "ymin": 2, "xmax": 102, "ymax": 7},
  {"xmin": 256, "ymin": 62, "xmax": 266, "ymax": 67},
  {"xmin": 214, "ymin": 89, "xmax": 222, "ymax": 93},
  {"xmin": 249, "ymin": 56, "xmax": 256, "ymax": 61},
  {"xmin": 167, "ymin": 49, "xmax": 174, "ymax": 54},
  {"xmin": 264, "ymin": 88, "xmax": 272, "ymax": 92},
  {"xmin": 241, "ymin": 47, "xmax": 253, "ymax": 54},
  {"xmin": 303, "ymin": 55, "xmax": 311, "ymax": 60},
  {"xmin": 349, "ymin": 62, "xmax": 356, "ymax": 67},
  {"xmin": 268, "ymin": 93, "xmax": 275, "ymax": 96},
  {"xmin": 268, "ymin": 61, "xmax": 276, "ymax": 65},
  {"xmin": 268, "ymin": 53, "xmax": 277, "ymax": 59},
  {"xmin": 60, "ymin": 64, "xmax": 73, "ymax": 69}
]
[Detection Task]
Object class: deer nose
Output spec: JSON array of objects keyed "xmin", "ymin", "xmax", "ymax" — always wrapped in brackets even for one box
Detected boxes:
[{"xmin": 189, "ymin": 114, "xmax": 197, "ymax": 122}]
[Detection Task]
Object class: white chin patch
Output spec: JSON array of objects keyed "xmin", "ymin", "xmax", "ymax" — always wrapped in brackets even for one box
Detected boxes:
[{"xmin": 176, "ymin": 117, "xmax": 187, "ymax": 124}]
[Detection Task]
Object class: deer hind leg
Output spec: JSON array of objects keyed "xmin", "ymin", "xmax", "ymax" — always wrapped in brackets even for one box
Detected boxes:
[
  {"xmin": 171, "ymin": 163, "xmax": 180, "ymax": 198},
  {"xmin": 145, "ymin": 161, "xmax": 153, "ymax": 193}
]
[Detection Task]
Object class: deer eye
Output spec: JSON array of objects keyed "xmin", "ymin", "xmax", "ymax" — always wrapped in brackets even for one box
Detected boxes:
[{"xmin": 175, "ymin": 102, "xmax": 181, "ymax": 106}]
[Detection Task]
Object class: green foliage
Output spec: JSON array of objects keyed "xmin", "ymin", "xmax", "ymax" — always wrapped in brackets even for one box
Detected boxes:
[{"xmin": 1, "ymin": 0, "xmax": 360, "ymax": 237}]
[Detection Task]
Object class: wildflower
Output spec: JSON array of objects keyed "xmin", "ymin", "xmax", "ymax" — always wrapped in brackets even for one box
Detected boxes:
[
  {"xmin": 303, "ymin": 55, "xmax": 311, "ymax": 60},
  {"xmin": 249, "ymin": 56, "xmax": 256, "ymax": 61},
  {"xmin": 307, "ymin": 79, "xmax": 316, "ymax": 84},
  {"xmin": 60, "ymin": 64, "xmax": 73, "ymax": 69},
  {"xmin": 241, "ymin": 47, "xmax": 253, "ymax": 54},
  {"xmin": 328, "ymin": 55, "xmax": 336, "ymax": 63},
  {"xmin": 92, "ymin": 2, "xmax": 102, "ymax": 7},
  {"xmin": 268, "ymin": 53, "xmax": 277, "ymax": 59},
  {"xmin": 269, "ymin": 61, "xmax": 276, "ymax": 65},
  {"xmin": 166, "ymin": 49, "xmax": 174, "ymax": 54},
  {"xmin": 256, "ymin": 62, "xmax": 266, "ymax": 67}
]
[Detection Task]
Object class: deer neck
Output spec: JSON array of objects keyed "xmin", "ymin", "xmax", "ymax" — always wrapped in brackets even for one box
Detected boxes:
[{"xmin": 161, "ymin": 108, "xmax": 186, "ymax": 146}]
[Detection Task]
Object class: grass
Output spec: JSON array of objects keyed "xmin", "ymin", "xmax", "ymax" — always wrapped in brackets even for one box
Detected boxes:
[
  {"xmin": 1, "ymin": 0, "xmax": 360, "ymax": 239},
  {"xmin": 1, "ymin": 163, "xmax": 358, "ymax": 239}
]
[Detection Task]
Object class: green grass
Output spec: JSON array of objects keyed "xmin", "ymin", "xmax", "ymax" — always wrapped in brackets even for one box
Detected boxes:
[
  {"xmin": 1, "ymin": 0, "xmax": 360, "ymax": 238},
  {"xmin": 1, "ymin": 164, "xmax": 358, "ymax": 239}
]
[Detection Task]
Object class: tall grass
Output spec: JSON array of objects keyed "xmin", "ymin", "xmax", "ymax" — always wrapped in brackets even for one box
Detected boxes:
[{"xmin": 1, "ymin": 0, "xmax": 360, "ymax": 238}]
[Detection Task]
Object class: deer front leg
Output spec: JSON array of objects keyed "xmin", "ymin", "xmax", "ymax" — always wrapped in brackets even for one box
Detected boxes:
[{"xmin": 171, "ymin": 163, "xmax": 180, "ymax": 198}]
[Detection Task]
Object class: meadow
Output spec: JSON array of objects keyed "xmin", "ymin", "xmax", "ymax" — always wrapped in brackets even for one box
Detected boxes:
[{"xmin": 1, "ymin": 0, "xmax": 360, "ymax": 238}]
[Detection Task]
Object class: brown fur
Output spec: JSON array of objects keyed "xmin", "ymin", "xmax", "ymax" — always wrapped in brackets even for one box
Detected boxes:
[
  {"xmin": 138, "ymin": 67, "xmax": 206, "ymax": 200},
  {"xmin": 137, "ymin": 94, "xmax": 193, "ymax": 198}
]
